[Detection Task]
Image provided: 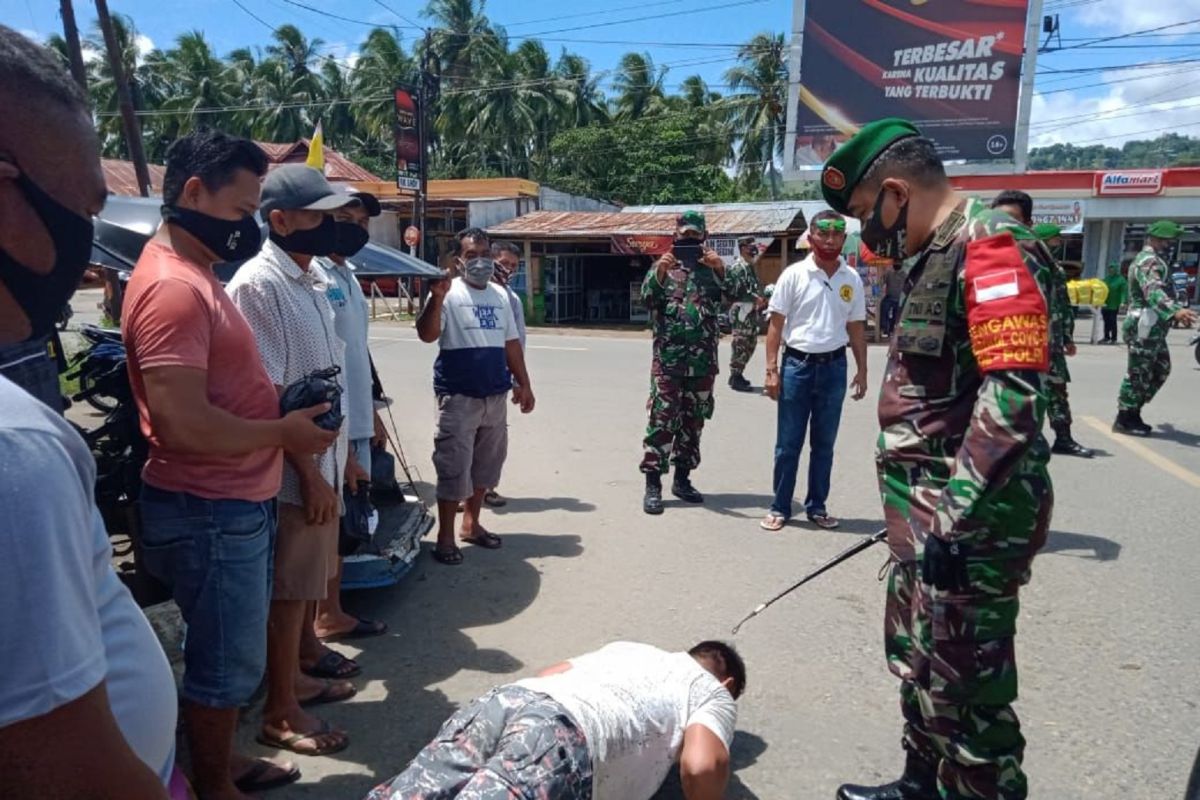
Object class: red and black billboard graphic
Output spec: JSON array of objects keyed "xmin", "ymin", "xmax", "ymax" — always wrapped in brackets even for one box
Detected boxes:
[
  {"xmin": 792, "ymin": 0, "xmax": 1030, "ymax": 167},
  {"xmin": 394, "ymin": 86, "xmax": 422, "ymax": 193}
]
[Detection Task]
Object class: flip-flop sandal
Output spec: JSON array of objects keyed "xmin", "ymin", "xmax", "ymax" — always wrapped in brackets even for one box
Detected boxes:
[
  {"xmin": 302, "ymin": 650, "xmax": 362, "ymax": 680},
  {"xmin": 483, "ymin": 490, "xmax": 507, "ymax": 508},
  {"xmin": 233, "ymin": 760, "xmax": 301, "ymax": 793},
  {"xmin": 461, "ymin": 531, "xmax": 502, "ymax": 549},
  {"xmin": 432, "ymin": 546, "xmax": 464, "ymax": 565},
  {"xmin": 760, "ymin": 513, "xmax": 787, "ymax": 532},
  {"xmin": 257, "ymin": 721, "xmax": 349, "ymax": 757},
  {"xmin": 324, "ymin": 617, "xmax": 388, "ymax": 641},
  {"xmin": 807, "ymin": 513, "xmax": 841, "ymax": 530},
  {"xmin": 299, "ymin": 679, "xmax": 357, "ymax": 708}
]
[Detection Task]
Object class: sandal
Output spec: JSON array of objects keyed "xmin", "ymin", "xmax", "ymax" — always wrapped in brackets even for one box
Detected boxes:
[
  {"xmin": 299, "ymin": 679, "xmax": 357, "ymax": 708},
  {"xmin": 807, "ymin": 512, "xmax": 840, "ymax": 530},
  {"xmin": 257, "ymin": 720, "xmax": 348, "ymax": 757},
  {"xmin": 233, "ymin": 759, "xmax": 301, "ymax": 793},
  {"xmin": 760, "ymin": 513, "xmax": 787, "ymax": 532},
  {"xmin": 302, "ymin": 650, "xmax": 362, "ymax": 680},
  {"xmin": 323, "ymin": 616, "xmax": 388, "ymax": 641},
  {"xmin": 433, "ymin": 546, "xmax": 464, "ymax": 565},
  {"xmin": 483, "ymin": 490, "xmax": 507, "ymax": 508},
  {"xmin": 461, "ymin": 530, "xmax": 502, "ymax": 549}
]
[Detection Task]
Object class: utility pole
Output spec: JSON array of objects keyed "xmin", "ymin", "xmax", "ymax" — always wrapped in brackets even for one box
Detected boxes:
[
  {"xmin": 415, "ymin": 27, "xmax": 434, "ymax": 262},
  {"xmin": 94, "ymin": 0, "xmax": 152, "ymax": 197},
  {"xmin": 58, "ymin": 0, "xmax": 88, "ymax": 94}
]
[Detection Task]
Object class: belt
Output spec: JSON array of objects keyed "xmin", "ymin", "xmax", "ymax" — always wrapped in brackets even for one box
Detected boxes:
[{"xmin": 784, "ymin": 346, "xmax": 846, "ymax": 364}]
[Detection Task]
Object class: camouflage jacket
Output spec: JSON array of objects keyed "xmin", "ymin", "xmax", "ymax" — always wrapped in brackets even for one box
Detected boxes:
[
  {"xmin": 724, "ymin": 257, "xmax": 762, "ymax": 334},
  {"xmin": 641, "ymin": 261, "xmax": 728, "ymax": 377},
  {"xmin": 877, "ymin": 197, "xmax": 1054, "ymax": 562},
  {"xmin": 1125, "ymin": 246, "xmax": 1180, "ymax": 342},
  {"xmin": 1045, "ymin": 259, "xmax": 1074, "ymax": 381}
]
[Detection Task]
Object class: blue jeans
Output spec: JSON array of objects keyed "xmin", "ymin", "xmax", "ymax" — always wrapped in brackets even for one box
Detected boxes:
[
  {"xmin": 880, "ymin": 297, "xmax": 900, "ymax": 336},
  {"xmin": 138, "ymin": 484, "xmax": 275, "ymax": 708},
  {"xmin": 770, "ymin": 352, "xmax": 848, "ymax": 519}
]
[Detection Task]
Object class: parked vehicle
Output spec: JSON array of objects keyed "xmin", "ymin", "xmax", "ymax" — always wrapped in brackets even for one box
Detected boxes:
[{"xmin": 1190, "ymin": 331, "xmax": 1200, "ymax": 367}]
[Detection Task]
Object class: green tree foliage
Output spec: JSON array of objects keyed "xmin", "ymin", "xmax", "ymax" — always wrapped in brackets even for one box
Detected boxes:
[{"xmin": 1028, "ymin": 133, "xmax": 1200, "ymax": 170}]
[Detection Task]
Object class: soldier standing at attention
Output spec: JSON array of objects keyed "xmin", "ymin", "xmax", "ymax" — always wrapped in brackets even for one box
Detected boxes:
[
  {"xmin": 823, "ymin": 120, "xmax": 1055, "ymax": 800},
  {"xmin": 640, "ymin": 211, "xmax": 728, "ymax": 515},
  {"xmin": 726, "ymin": 236, "xmax": 765, "ymax": 392},
  {"xmin": 1113, "ymin": 220, "xmax": 1198, "ymax": 436}
]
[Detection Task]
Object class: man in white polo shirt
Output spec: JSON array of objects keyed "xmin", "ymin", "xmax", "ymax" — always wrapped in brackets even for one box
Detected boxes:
[
  {"xmin": 417, "ymin": 228, "xmax": 534, "ymax": 566},
  {"xmin": 760, "ymin": 210, "xmax": 868, "ymax": 532}
]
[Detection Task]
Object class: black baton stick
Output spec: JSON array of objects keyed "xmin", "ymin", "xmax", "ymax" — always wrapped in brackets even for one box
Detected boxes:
[{"xmin": 731, "ymin": 529, "xmax": 887, "ymax": 634}]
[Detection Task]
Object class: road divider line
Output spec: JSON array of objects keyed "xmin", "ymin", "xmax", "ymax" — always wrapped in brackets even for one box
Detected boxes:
[{"xmin": 1081, "ymin": 415, "xmax": 1200, "ymax": 489}]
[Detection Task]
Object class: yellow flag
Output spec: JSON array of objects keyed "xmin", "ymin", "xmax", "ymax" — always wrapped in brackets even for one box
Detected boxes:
[{"xmin": 306, "ymin": 122, "xmax": 325, "ymax": 173}]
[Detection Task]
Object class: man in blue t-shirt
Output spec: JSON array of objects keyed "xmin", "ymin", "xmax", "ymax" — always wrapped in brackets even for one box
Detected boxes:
[{"xmin": 416, "ymin": 228, "xmax": 535, "ymax": 565}]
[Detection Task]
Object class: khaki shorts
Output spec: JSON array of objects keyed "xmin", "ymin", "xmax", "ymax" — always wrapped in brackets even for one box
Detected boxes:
[
  {"xmin": 273, "ymin": 501, "xmax": 338, "ymax": 601},
  {"xmin": 433, "ymin": 393, "xmax": 508, "ymax": 501}
]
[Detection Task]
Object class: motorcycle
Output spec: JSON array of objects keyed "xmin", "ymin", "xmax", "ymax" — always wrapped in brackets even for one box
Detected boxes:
[
  {"xmin": 66, "ymin": 324, "xmax": 126, "ymax": 413},
  {"xmin": 1191, "ymin": 331, "xmax": 1200, "ymax": 367}
]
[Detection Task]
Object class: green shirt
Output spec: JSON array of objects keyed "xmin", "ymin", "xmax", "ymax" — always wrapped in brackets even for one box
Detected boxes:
[{"xmin": 1103, "ymin": 274, "xmax": 1127, "ymax": 310}]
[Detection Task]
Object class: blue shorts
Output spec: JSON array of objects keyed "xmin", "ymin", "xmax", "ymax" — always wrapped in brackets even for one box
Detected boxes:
[{"xmin": 138, "ymin": 484, "xmax": 275, "ymax": 708}]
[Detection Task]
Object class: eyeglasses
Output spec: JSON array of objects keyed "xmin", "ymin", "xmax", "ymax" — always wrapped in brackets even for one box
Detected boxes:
[{"xmin": 812, "ymin": 218, "xmax": 846, "ymax": 233}]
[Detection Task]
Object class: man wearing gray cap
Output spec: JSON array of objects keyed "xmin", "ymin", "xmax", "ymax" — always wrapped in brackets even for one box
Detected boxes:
[{"xmin": 227, "ymin": 164, "xmax": 356, "ymax": 758}]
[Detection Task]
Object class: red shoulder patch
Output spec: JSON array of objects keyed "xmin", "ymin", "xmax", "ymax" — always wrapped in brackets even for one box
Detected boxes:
[{"xmin": 965, "ymin": 233, "xmax": 1049, "ymax": 373}]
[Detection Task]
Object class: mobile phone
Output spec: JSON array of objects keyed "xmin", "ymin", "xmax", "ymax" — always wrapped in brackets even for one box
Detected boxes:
[{"xmin": 672, "ymin": 242, "xmax": 702, "ymax": 265}]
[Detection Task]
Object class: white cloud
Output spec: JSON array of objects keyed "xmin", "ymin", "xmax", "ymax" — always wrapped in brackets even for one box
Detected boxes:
[
  {"xmin": 1029, "ymin": 65, "xmax": 1200, "ymax": 148},
  {"xmin": 1072, "ymin": 0, "xmax": 1200, "ymax": 35},
  {"xmin": 19, "ymin": 29, "xmax": 39, "ymax": 42},
  {"xmin": 134, "ymin": 34, "xmax": 155, "ymax": 65}
]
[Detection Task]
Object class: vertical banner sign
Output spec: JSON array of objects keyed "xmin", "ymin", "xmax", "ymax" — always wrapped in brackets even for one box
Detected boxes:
[
  {"xmin": 394, "ymin": 86, "xmax": 422, "ymax": 193},
  {"xmin": 789, "ymin": 0, "xmax": 1030, "ymax": 170}
]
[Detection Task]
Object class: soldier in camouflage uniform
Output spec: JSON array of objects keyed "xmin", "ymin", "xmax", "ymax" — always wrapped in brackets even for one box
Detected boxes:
[
  {"xmin": 823, "ymin": 120, "xmax": 1055, "ymax": 800},
  {"xmin": 989, "ymin": 194, "xmax": 1093, "ymax": 458},
  {"xmin": 725, "ymin": 236, "xmax": 765, "ymax": 391},
  {"xmin": 640, "ymin": 211, "xmax": 729, "ymax": 515},
  {"xmin": 1113, "ymin": 220, "xmax": 1198, "ymax": 436}
]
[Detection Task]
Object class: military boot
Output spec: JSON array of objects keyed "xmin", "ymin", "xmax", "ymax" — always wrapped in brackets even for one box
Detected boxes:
[
  {"xmin": 1051, "ymin": 425, "xmax": 1095, "ymax": 457},
  {"xmin": 671, "ymin": 468, "xmax": 705, "ymax": 504},
  {"xmin": 728, "ymin": 373, "xmax": 752, "ymax": 392},
  {"xmin": 643, "ymin": 473, "xmax": 664, "ymax": 515},
  {"xmin": 836, "ymin": 751, "xmax": 939, "ymax": 800},
  {"xmin": 1130, "ymin": 408, "xmax": 1154, "ymax": 436},
  {"xmin": 1113, "ymin": 409, "xmax": 1150, "ymax": 437}
]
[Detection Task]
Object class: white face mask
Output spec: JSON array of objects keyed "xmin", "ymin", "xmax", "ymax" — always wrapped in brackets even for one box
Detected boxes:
[{"xmin": 462, "ymin": 257, "xmax": 495, "ymax": 286}]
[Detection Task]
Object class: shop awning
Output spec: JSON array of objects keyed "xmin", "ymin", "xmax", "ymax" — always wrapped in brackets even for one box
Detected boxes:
[{"xmin": 487, "ymin": 204, "xmax": 807, "ymax": 239}]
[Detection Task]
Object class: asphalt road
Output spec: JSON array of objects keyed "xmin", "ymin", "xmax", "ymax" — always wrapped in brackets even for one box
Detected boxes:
[{"xmin": 69, "ymin": 291, "xmax": 1200, "ymax": 799}]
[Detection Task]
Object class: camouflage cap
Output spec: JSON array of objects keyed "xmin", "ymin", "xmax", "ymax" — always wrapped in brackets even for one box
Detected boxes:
[
  {"xmin": 1032, "ymin": 223, "xmax": 1062, "ymax": 240},
  {"xmin": 677, "ymin": 210, "xmax": 707, "ymax": 233},
  {"xmin": 1147, "ymin": 219, "xmax": 1184, "ymax": 239},
  {"xmin": 820, "ymin": 118, "xmax": 921, "ymax": 215}
]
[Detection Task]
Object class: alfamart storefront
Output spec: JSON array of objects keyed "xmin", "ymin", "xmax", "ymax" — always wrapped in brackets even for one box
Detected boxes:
[{"xmin": 950, "ymin": 167, "xmax": 1200, "ymax": 278}]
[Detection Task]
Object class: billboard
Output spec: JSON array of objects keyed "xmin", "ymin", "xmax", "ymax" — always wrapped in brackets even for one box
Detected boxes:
[
  {"xmin": 1031, "ymin": 199, "xmax": 1085, "ymax": 232},
  {"xmin": 393, "ymin": 86, "xmax": 422, "ymax": 193},
  {"xmin": 787, "ymin": 0, "xmax": 1033, "ymax": 172}
]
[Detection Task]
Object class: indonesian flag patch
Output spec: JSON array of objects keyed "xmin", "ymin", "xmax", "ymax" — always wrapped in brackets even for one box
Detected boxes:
[{"xmin": 965, "ymin": 233, "xmax": 1049, "ymax": 373}]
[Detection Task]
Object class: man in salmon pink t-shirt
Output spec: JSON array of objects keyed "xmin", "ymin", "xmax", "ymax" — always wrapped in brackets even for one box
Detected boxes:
[{"xmin": 122, "ymin": 129, "xmax": 336, "ymax": 800}]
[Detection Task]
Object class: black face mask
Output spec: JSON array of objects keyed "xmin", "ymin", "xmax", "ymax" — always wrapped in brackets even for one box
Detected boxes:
[
  {"xmin": 861, "ymin": 186, "xmax": 908, "ymax": 261},
  {"xmin": 162, "ymin": 205, "xmax": 263, "ymax": 262},
  {"xmin": 332, "ymin": 221, "xmax": 370, "ymax": 257},
  {"xmin": 271, "ymin": 215, "xmax": 338, "ymax": 257},
  {"xmin": 0, "ymin": 164, "xmax": 93, "ymax": 340}
]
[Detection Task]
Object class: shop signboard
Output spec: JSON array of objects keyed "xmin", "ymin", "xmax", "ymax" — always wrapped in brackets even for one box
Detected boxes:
[
  {"xmin": 706, "ymin": 236, "xmax": 776, "ymax": 266},
  {"xmin": 1094, "ymin": 170, "xmax": 1163, "ymax": 196},
  {"xmin": 1032, "ymin": 199, "xmax": 1085, "ymax": 233},
  {"xmin": 393, "ymin": 86, "xmax": 422, "ymax": 194},
  {"xmin": 611, "ymin": 234, "xmax": 673, "ymax": 256}
]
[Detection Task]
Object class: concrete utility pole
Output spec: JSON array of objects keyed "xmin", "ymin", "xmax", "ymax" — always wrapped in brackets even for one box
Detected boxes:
[
  {"xmin": 58, "ymin": 0, "xmax": 89, "ymax": 93},
  {"xmin": 93, "ymin": 0, "xmax": 152, "ymax": 197}
]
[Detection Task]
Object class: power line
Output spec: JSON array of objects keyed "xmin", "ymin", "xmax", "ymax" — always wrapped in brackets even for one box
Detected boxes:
[
  {"xmin": 369, "ymin": 0, "xmax": 423, "ymax": 31},
  {"xmin": 1045, "ymin": 16, "xmax": 1200, "ymax": 52}
]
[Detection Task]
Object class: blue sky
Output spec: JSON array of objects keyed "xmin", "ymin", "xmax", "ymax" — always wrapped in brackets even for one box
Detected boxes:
[{"xmin": 6, "ymin": 0, "xmax": 1200, "ymax": 149}]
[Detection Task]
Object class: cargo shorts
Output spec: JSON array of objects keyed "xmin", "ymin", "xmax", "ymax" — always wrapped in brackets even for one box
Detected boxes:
[{"xmin": 432, "ymin": 393, "xmax": 508, "ymax": 502}]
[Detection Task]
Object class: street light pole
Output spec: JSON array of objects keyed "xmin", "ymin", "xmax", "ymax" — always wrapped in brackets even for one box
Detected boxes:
[
  {"xmin": 58, "ymin": 0, "xmax": 89, "ymax": 94},
  {"xmin": 94, "ymin": 0, "xmax": 152, "ymax": 197}
]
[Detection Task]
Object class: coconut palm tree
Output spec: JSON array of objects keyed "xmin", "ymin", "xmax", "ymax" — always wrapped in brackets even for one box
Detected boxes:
[
  {"xmin": 554, "ymin": 51, "xmax": 607, "ymax": 128},
  {"xmin": 351, "ymin": 28, "xmax": 418, "ymax": 145},
  {"xmin": 86, "ymin": 13, "xmax": 161, "ymax": 157},
  {"xmin": 611, "ymin": 52, "xmax": 666, "ymax": 120},
  {"xmin": 723, "ymin": 32, "xmax": 787, "ymax": 198},
  {"xmin": 265, "ymin": 24, "xmax": 325, "ymax": 96}
]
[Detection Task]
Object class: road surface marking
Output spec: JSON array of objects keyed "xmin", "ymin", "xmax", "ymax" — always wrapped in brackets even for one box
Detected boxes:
[
  {"xmin": 369, "ymin": 334, "xmax": 587, "ymax": 352},
  {"xmin": 1081, "ymin": 415, "xmax": 1200, "ymax": 489}
]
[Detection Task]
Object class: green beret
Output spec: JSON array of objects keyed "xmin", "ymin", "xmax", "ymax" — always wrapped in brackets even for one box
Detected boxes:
[
  {"xmin": 820, "ymin": 118, "xmax": 921, "ymax": 214},
  {"xmin": 1147, "ymin": 220, "xmax": 1184, "ymax": 239},
  {"xmin": 676, "ymin": 210, "xmax": 706, "ymax": 233},
  {"xmin": 1032, "ymin": 223, "xmax": 1062, "ymax": 240}
]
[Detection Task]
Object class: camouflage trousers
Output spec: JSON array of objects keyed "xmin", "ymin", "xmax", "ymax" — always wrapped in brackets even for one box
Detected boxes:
[
  {"xmin": 640, "ymin": 373, "xmax": 715, "ymax": 474},
  {"xmin": 729, "ymin": 331, "xmax": 758, "ymax": 376},
  {"xmin": 1118, "ymin": 338, "xmax": 1171, "ymax": 411},
  {"xmin": 885, "ymin": 559, "xmax": 1033, "ymax": 800},
  {"xmin": 365, "ymin": 686, "xmax": 593, "ymax": 800},
  {"xmin": 1046, "ymin": 380, "xmax": 1071, "ymax": 429}
]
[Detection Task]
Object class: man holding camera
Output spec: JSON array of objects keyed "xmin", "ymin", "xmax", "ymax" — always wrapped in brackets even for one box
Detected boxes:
[
  {"xmin": 726, "ymin": 236, "xmax": 765, "ymax": 392},
  {"xmin": 640, "ymin": 211, "xmax": 729, "ymax": 515}
]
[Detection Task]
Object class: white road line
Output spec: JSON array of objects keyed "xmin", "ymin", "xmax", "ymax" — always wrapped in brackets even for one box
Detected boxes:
[{"xmin": 369, "ymin": 334, "xmax": 587, "ymax": 352}]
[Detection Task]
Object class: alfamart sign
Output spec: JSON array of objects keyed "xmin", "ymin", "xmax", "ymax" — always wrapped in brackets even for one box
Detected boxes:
[{"xmin": 1094, "ymin": 170, "xmax": 1164, "ymax": 196}]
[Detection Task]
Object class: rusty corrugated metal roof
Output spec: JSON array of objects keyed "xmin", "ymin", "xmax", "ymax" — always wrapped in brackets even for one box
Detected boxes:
[
  {"xmin": 487, "ymin": 205, "xmax": 806, "ymax": 238},
  {"xmin": 255, "ymin": 139, "xmax": 382, "ymax": 183},
  {"xmin": 102, "ymin": 159, "xmax": 166, "ymax": 197}
]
